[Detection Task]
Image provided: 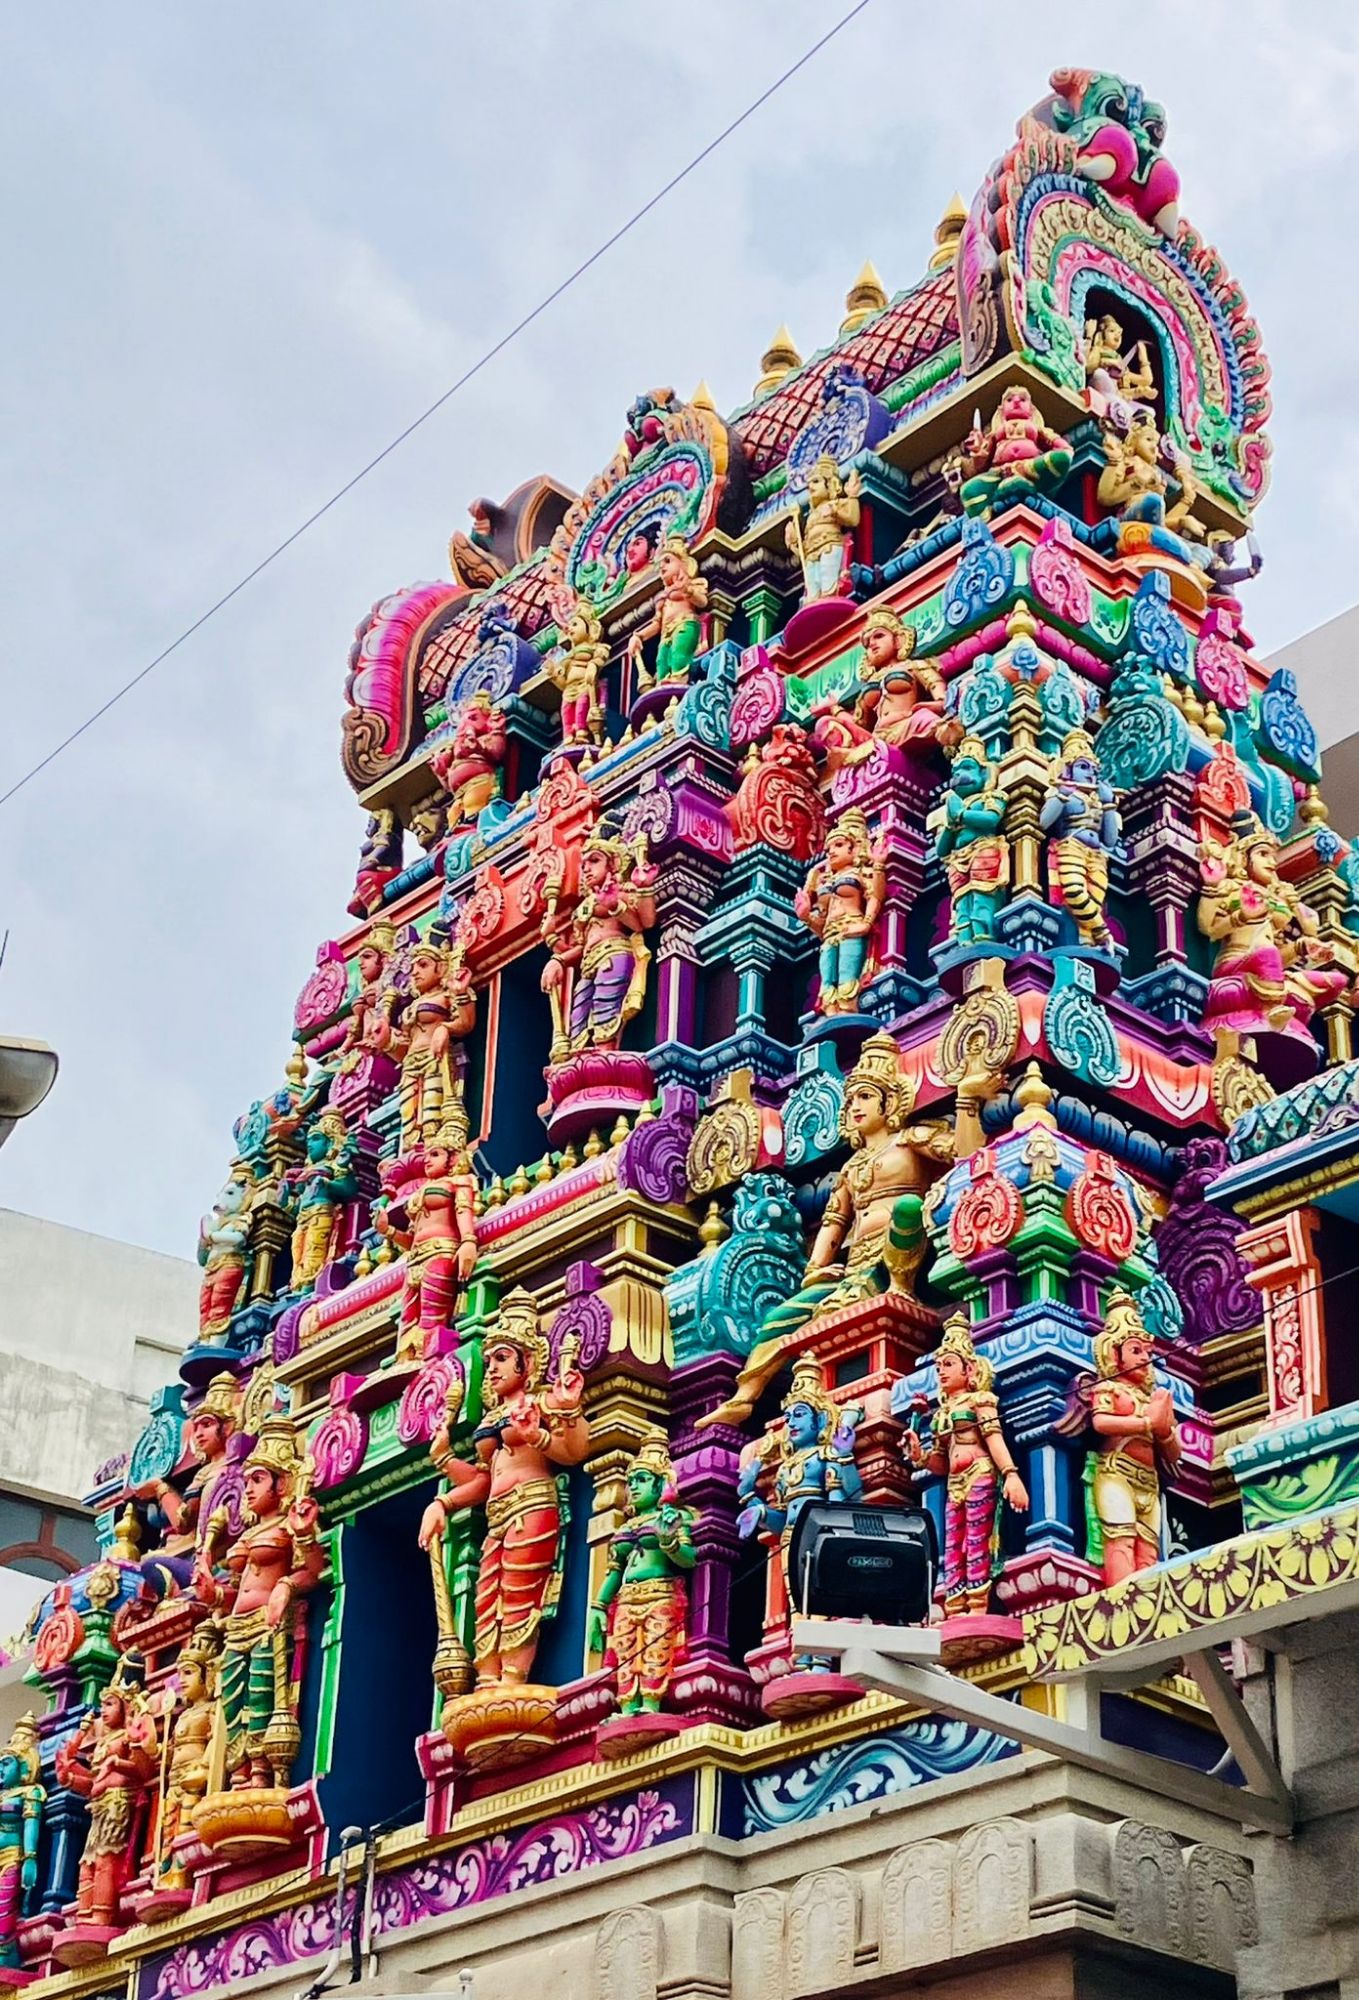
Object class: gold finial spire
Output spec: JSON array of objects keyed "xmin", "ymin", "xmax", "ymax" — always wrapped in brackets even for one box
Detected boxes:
[
  {"xmin": 691, "ymin": 378, "xmax": 717, "ymax": 411},
  {"xmin": 754, "ymin": 324, "xmax": 802, "ymax": 398},
  {"xmin": 1012, "ymin": 1059, "xmax": 1057, "ymax": 1130},
  {"xmin": 929, "ymin": 193, "xmax": 968, "ymax": 271},
  {"xmin": 840, "ymin": 260, "xmax": 888, "ymax": 335}
]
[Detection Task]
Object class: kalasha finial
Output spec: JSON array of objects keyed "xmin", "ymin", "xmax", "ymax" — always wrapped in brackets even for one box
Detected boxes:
[
  {"xmin": 840, "ymin": 260, "xmax": 888, "ymax": 335},
  {"xmin": 754, "ymin": 325, "xmax": 803, "ymax": 398},
  {"xmin": 1013, "ymin": 1059, "xmax": 1057, "ymax": 1129},
  {"xmin": 929, "ymin": 193, "xmax": 968, "ymax": 271}
]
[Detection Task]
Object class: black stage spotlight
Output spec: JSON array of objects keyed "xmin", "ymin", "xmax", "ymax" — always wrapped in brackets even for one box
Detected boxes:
[{"xmin": 787, "ymin": 1501, "xmax": 938, "ymax": 1628}]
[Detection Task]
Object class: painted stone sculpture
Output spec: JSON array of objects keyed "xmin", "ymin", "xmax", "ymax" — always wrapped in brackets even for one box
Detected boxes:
[
  {"xmin": 795, "ymin": 808, "xmax": 886, "ymax": 1016},
  {"xmin": 904, "ymin": 1314, "xmax": 1028, "ymax": 1616},
  {"xmin": 196, "ymin": 1166, "xmax": 255, "ymax": 1341},
  {"xmin": 53, "ymin": 1673, "xmax": 157, "ymax": 1953},
  {"xmin": 1039, "ymin": 729, "xmax": 1121, "ymax": 950},
  {"xmin": 626, "ymin": 533, "xmax": 707, "ymax": 685},
  {"xmin": 706, "ymin": 1035, "xmax": 952, "ymax": 1424},
  {"xmin": 337, "ymin": 921, "xmax": 396, "ymax": 1074},
  {"xmin": 786, "ymin": 453, "xmax": 861, "ymax": 601},
  {"xmin": 959, "ymin": 386, "xmax": 1073, "ymax": 519},
  {"xmin": 144, "ymin": 1630, "xmax": 219, "ymax": 1909},
  {"xmin": 589, "ymin": 1432, "xmax": 696, "ymax": 1748},
  {"xmin": 0, "ymin": 1717, "xmax": 43, "ymax": 1974},
  {"xmin": 937, "ymin": 739, "xmax": 1010, "ymax": 945},
  {"xmin": 140, "ymin": 1371, "xmax": 238, "ymax": 1597},
  {"xmin": 737, "ymin": 1357, "xmax": 863, "ymax": 1672},
  {"xmin": 418, "ymin": 1290, "xmax": 589, "ymax": 1769},
  {"xmin": 815, "ymin": 609, "xmax": 945, "ymax": 769},
  {"xmin": 377, "ymin": 1112, "xmax": 480, "ymax": 1362},
  {"xmin": 430, "ymin": 691, "xmax": 508, "ymax": 832},
  {"xmin": 1060, "ymin": 1289, "xmax": 1181, "ymax": 1585},
  {"xmin": 374, "ymin": 940, "xmax": 477, "ymax": 1156},
  {"xmin": 1199, "ymin": 808, "xmax": 1348, "ymax": 1054},
  {"xmin": 541, "ymin": 832, "xmax": 658, "ymax": 1059},
  {"xmin": 193, "ymin": 1420, "xmax": 323, "ymax": 1853},
  {"xmin": 285, "ymin": 1109, "xmax": 358, "ymax": 1289},
  {"xmin": 546, "ymin": 595, "xmax": 610, "ymax": 746}
]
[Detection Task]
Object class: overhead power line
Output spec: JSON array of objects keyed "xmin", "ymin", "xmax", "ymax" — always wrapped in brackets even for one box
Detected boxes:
[{"xmin": 0, "ymin": 0, "xmax": 874, "ymax": 814}]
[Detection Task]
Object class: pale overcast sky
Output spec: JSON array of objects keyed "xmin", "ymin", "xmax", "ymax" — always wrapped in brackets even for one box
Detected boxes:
[{"xmin": 3, "ymin": 1, "xmax": 1358, "ymax": 1260}]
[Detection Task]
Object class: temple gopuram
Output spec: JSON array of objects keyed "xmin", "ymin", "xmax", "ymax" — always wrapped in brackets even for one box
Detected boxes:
[{"xmin": 12, "ymin": 65, "xmax": 1359, "ymax": 2000}]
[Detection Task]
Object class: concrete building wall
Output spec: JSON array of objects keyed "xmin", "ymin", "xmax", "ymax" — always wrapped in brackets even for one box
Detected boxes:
[
  {"xmin": 1267, "ymin": 606, "xmax": 1359, "ymax": 837},
  {"xmin": 0, "ymin": 1207, "xmax": 194, "ymax": 1640}
]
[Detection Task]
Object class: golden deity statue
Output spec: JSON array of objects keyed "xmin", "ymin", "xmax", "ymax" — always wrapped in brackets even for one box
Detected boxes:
[
  {"xmin": 786, "ymin": 453, "xmax": 862, "ymax": 602},
  {"xmin": 703, "ymin": 1034, "xmax": 957, "ymax": 1426}
]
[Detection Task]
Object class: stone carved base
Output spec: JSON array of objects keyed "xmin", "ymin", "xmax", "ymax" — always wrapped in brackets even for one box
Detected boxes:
[
  {"xmin": 48, "ymin": 1925, "xmax": 121, "ymax": 1970},
  {"xmin": 760, "ymin": 1670, "xmax": 863, "ymax": 1721},
  {"xmin": 936, "ymin": 1613, "xmax": 1024, "ymax": 1668},
  {"xmin": 130, "ymin": 1882, "xmax": 194, "ymax": 1924},
  {"xmin": 595, "ymin": 1711, "xmax": 685, "ymax": 1760},
  {"xmin": 540, "ymin": 1050, "xmax": 656, "ymax": 1145},
  {"xmin": 193, "ymin": 1786, "xmax": 295, "ymax": 1860},
  {"xmin": 443, "ymin": 1682, "xmax": 558, "ymax": 1772}
]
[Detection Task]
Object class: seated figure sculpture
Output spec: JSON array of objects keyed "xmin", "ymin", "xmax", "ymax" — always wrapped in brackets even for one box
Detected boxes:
[{"xmin": 701, "ymin": 1034, "xmax": 954, "ymax": 1427}]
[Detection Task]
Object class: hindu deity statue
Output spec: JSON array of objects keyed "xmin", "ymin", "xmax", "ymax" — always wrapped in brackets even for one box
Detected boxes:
[
  {"xmin": 1039, "ymin": 729, "xmax": 1121, "ymax": 950},
  {"xmin": 736, "ymin": 1357, "xmax": 863, "ymax": 1665},
  {"xmin": 546, "ymin": 595, "xmax": 610, "ymax": 747},
  {"xmin": 376, "ymin": 1108, "xmax": 480, "ymax": 1362},
  {"xmin": 1082, "ymin": 312, "xmax": 1156, "ymax": 418},
  {"xmin": 705, "ymin": 1035, "xmax": 954, "ymax": 1426},
  {"xmin": 195, "ymin": 1166, "xmax": 256, "ymax": 1342},
  {"xmin": 372, "ymin": 938, "xmax": 476, "ymax": 1156},
  {"xmin": 285, "ymin": 1109, "xmax": 359, "ymax": 1291},
  {"xmin": 196, "ymin": 1420, "xmax": 323, "ymax": 1804},
  {"xmin": 0, "ymin": 1716, "xmax": 43, "ymax": 1971},
  {"xmin": 1062, "ymin": 1290, "xmax": 1181, "ymax": 1585},
  {"xmin": 786, "ymin": 453, "xmax": 861, "ymax": 602},
  {"xmin": 625, "ymin": 532, "xmax": 708, "ymax": 686},
  {"xmin": 338, "ymin": 922, "xmax": 396, "ymax": 1075},
  {"xmin": 346, "ymin": 807, "xmax": 402, "ymax": 919},
  {"xmin": 959, "ymin": 387, "xmax": 1073, "ymax": 520},
  {"xmin": 541, "ymin": 832, "xmax": 658, "ymax": 1059},
  {"xmin": 418, "ymin": 1290, "xmax": 589, "ymax": 1689},
  {"xmin": 903, "ymin": 1313, "xmax": 1029, "ymax": 1617},
  {"xmin": 815, "ymin": 610, "xmax": 945, "ymax": 770},
  {"xmin": 795, "ymin": 808, "xmax": 887, "ymax": 1016},
  {"xmin": 430, "ymin": 692, "xmax": 508, "ymax": 832},
  {"xmin": 141, "ymin": 1371, "xmax": 238, "ymax": 1596},
  {"xmin": 1199, "ymin": 808, "xmax": 1349, "ymax": 1045},
  {"xmin": 54, "ymin": 1671, "xmax": 157, "ymax": 1935},
  {"xmin": 587, "ymin": 1432, "xmax": 696, "ymax": 1718},
  {"xmin": 937, "ymin": 738, "xmax": 1010, "ymax": 946},
  {"xmin": 149, "ymin": 1629, "xmax": 218, "ymax": 1898},
  {"xmin": 1096, "ymin": 408, "xmax": 1168, "ymax": 522}
]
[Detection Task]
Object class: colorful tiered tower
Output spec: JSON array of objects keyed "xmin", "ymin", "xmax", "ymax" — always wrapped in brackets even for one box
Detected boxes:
[{"xmin": 13, "ymin": 63, "xmax": 1359, "ymax": 2000}]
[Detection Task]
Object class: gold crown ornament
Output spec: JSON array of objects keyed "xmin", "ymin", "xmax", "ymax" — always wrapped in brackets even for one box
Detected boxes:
[
  {"xmin": 484, "ymin": 1288, "xmax": 551, "ymax": 1397},
  {"xmin": 1094, "ymin": 1288, "xmax": 1152, "ymax": 1378},
  {"xmin": 196, "ymin": 1372, "xmax": 239, "ymax": 1426},
  {"xmin": 781, "ymin": 1354, "xmax": 840, "ymax": 1440},
  {"xmin": 840, "ymin": 1032, "xmax": 915, "ymax": 1137},
  {"xmin": 244, "ymin": 1415, "xmax": 305, "ymax": 1487},
  {"xmin": 629, "ymin": 1429, "xmax": 677, "ymax": 1489},
  {"xmin": 363, "ymin": 921, "xmax": 396, "ymax": 959},
  {"xmin": 935, "ymin": 1310, "xmax": 994, "ymax": 1392}
]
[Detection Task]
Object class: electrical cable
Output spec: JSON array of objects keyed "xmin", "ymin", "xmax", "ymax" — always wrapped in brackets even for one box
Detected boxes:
[{"xmin": 0, "ymin": 0, "xmax": 874, "ymax": 814}]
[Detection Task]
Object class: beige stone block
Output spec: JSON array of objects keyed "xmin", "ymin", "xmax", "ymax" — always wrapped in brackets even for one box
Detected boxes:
[
  {"xmin": 1184, "ymin": 1842, "xmax": 1258, "ymax": 1970},
  {"xmin": 1112, "ymin": 1820, "xmax": 1187, "ymax": 1958},
  {"xmin": 879, "ymin": 1837, "xmax": 953, "ymax": 1972},
  {"xmin": 786, "ymin": 1868, "xmax": 858, "ymax": 1998},
  {"xmin": 594, "ymin": 1905, "xmax": 664, "ymax": 2000},
  {"xmin": 952, "ymin": 1818, "xmax": 1032, "ymax": 1954},
  {"xmin": 731, "ymin": 1886, "xmax": 786, "ymax": 2000}
]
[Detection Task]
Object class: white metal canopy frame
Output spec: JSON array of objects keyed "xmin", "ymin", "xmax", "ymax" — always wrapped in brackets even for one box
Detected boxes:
[{"xmin": 789, "ymin": 1555, "xmax": 1330, "ymax": 1840}]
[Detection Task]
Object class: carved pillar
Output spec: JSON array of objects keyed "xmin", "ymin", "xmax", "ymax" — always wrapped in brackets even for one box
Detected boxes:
[{"xmin": 1237, "ymin": 1207, "xmax": 1326, "ymax": 1425}]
